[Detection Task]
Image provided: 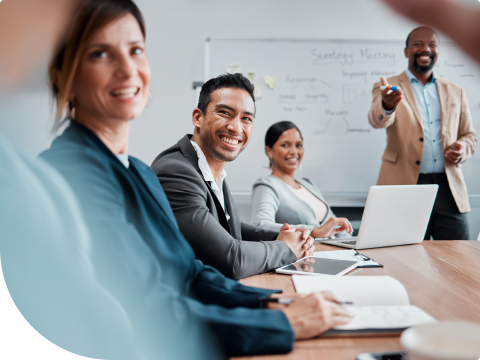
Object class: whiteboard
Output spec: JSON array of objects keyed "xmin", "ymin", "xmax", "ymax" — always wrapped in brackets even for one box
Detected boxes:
[{"xmin": 206, "ymin": 39, "xmax": 480, "ymax": 202}]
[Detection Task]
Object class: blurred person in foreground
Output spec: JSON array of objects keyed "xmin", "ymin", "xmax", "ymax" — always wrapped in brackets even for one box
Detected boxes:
[
  {"xmin": 40, "ymin": 0, "xmax": 353, "ymax": 357},
  {"xmin": 0, "ymin": 0, "xmax": 153, "ymax": 359},
  {"xmin": 368, "ymin": 26, "xmax": 476, "ymax": 240},
  {"xmin": 251, "ymin": 121, "xmax": 353, "ymax": 239},
  {"xmin": 381, "ymin": 0, "xmax": 480, "ymax": 65}
]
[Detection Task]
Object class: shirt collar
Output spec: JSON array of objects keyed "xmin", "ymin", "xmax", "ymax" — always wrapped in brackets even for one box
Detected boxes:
[
  {"xmin": 406, "ymin": 68, "xmax": 437, "ymax": 84},
  {"xmin": 190, "ymin": 140, "xmax": 227, "ymax": 184},
  {"xmin": 116, "ymin": 153, "xmax": 130, "ymax": 168}
]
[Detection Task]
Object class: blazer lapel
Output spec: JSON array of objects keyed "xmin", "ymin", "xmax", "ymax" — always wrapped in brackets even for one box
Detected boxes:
[
  {"xmin": 399, "ymin": 72, "xmax": 424, "ymax": 131},
  {"xmin": 178, "ymin": 135, "xmax": 232, "ymax": 234},
  {"xmin": 297, "ymin": 178, "xmax": 330, "ymax": 223},
  {"xmin": 223, "ymin": 182, "xmax": 238, "ymax": 237},
  {"xmin": 436, "ymin": 77, "xmax": 450, "ymax": 139},
  {"xmin": 178, "ymin": 135, "xmax": 202, "ymax": 175},
  {"xmin": 206, "ymin": 181, "xmax": 231, "ymax": 234},
  {"xmin": 129, "ymin": 158, "xmax": 177, "ymax": 222}
]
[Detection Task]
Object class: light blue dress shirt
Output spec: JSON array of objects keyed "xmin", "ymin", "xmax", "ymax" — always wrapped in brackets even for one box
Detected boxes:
[{"xmin": 383, "ymin": 69, "xmax": 445, "ymax": 173}]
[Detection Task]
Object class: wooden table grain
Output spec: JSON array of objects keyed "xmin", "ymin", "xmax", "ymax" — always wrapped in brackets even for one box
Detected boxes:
[{"xmin": 233, "ymin": 241, "xmax": 480, "ymax": 360}]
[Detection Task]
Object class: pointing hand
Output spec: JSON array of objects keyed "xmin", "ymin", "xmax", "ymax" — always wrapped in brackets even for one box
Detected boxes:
[{"xmin": 380, "ymin": 76, "xmax": 403, "ymax": 111}]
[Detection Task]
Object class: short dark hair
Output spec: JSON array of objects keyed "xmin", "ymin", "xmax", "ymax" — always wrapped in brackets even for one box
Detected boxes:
[
  {"xmin": 265, "ymin": 121, "xmax": 303, "ymax": 148},
  {"xmin": 405, "ymin": 26, "xmax": 439, "ymax": 48},
  {"xmin": 197, "ymin": 73, "xmax": 255, "ymax": 115}
]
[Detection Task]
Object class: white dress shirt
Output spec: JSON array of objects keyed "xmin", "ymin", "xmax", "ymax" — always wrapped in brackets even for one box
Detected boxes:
[
  {"xmin": 383, "ymin": 69, "xmax": 444, "ymax": 173},
  {"xmin": 116, "ymin": 153, "xmax": 130, "ymax": 168},
  {"xmin": 190, "ymin": 140, "xmax": 230, "ymax": 220}
]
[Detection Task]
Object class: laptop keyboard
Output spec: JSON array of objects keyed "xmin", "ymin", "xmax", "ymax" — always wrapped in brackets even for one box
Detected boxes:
[{"xmin": 339, "ymin": 240, "xmax": 357, "ymax": 245}]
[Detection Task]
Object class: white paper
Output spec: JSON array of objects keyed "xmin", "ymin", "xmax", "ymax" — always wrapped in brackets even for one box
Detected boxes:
[
  {"xmin": 292, "ymin": 275, "xmax": 410, "ymax": 306},
  {"xmin": 336, "ymin": 305, "xmax": 436, "ymax": 330}
]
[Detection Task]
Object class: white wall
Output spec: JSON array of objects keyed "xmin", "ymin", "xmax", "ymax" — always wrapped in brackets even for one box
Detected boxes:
[
  {"xmin": 1, "ymin": 0, "xmax": 421, "ymax": 158},
  {"xmin": 2, "ymin": 0, "xmax": 477, "ymax": 160},
  {"xmin": 133, "ymin": 0, "xmax": 417, "ymax": 163},
  {"xmin": 1, "ymin": 0, "xmax": 478, "ymax": 237}
]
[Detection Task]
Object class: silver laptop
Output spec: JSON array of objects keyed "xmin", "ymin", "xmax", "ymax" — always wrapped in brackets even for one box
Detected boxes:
[{"xmin": 320, "ymin": 185, "xmax": 438, "ymax": 250}]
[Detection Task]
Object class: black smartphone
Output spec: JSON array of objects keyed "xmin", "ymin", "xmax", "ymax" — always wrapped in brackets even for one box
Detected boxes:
[{"xmin": 356, "ymin": 351, "xmax": 407, "ymax": 360}]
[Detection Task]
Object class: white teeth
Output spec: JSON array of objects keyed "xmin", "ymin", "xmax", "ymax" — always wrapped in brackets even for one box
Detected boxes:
[
  {"xmin": 111, "ymin": 87, "xmax": 139, "ymax": 99},
  {"xmin": 221, "ymin": 136, "xmax": 239, "ymax": 145}
]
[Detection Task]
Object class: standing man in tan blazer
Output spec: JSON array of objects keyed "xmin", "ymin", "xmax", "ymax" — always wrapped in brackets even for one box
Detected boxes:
[{"xmin": 368, "ymin": 26, "xmax": 477, "ymax": 240}]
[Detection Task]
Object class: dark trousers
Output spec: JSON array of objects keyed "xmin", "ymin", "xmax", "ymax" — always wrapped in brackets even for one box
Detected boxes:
[{"xmin": 417, "ymin": 173, "xmax": 469, "ymax": 240}]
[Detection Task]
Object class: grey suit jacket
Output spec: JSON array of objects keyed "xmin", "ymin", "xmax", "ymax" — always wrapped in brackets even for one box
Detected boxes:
[
  {"xmin": 251, "ymin": 175, "xmax": 350, "ymax": 238},
  {"xmin": 151, "ymin": 135, "xmax": 296, "ymax": 280}
]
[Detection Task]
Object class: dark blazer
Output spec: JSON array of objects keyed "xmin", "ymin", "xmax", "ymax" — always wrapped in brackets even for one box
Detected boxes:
[
  {"xmin": 40, "ymin": 122, "xmax": 294, "ymax": 358},
  {"xmin": 151, "ymin": 135, "xmax": 297, "ymax": 280}
]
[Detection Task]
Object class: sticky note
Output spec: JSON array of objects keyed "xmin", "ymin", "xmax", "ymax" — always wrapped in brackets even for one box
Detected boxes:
[
  {"xmin": 264, "ymin": 76, "xmax": 277, "ymax": 89},
  {"xmin": 226, "ymin": 63, "xmax": 241, "ymax": 74}
]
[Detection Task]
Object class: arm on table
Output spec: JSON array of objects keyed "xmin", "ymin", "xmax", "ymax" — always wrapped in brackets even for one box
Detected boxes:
[
  {"xmin": 44, "ymin": 149, "xmax": 294, "ymax": 358},
  {"xmin": 156, "ymin": 159, "xmax": 297, "ymax": 280}
]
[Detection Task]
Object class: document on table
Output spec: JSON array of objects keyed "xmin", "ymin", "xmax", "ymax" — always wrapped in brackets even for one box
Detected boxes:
[
  {"xmin": 336, "ymin": 305, "xmax": 436, "ymax": 330},
  {"xmin": 313, "ymin": 249, "xmax": 381, "ymax": 267},
  {"xmin": 292, "ymin": 275, "xmax": 436, "ymax": 332}
]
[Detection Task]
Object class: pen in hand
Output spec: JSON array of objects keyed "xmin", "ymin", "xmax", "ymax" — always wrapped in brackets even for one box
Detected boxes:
[{"xmin": 259, "ymin": 297, "xmax": 353, "ymax": 305}]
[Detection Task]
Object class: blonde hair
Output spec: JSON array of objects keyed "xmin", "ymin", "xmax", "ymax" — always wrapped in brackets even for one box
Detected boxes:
[{"xmin": 49, "ymin": 0, "xmax": 146, "ymax": 129}]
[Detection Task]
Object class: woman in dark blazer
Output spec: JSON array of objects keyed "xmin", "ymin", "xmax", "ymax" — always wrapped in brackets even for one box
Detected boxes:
[
  {"xmin": 252, "ymin": 121, "xmax": 353, "ymax": 239},
  {"xmin": 40, "ymin": 0, "xmax": 351, "ymax": 358}
]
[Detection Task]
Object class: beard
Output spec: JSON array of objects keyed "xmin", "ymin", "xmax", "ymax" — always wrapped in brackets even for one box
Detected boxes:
[
  {"xmin": 413, "ymin": 52, "xmax": 436, "ymax": 73},
  {"xmin": 200, "ymin": 130, "xmax": 246, "ymax": 162}
]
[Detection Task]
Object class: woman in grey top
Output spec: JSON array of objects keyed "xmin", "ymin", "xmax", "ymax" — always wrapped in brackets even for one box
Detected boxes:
[{"xmin": 251, "ymin": 121, "xmax": 353, "ymax": 239}]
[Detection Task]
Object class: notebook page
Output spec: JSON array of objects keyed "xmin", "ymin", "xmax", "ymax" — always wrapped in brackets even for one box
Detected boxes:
[
  {"xmin": 292, "ymin": 275, "xmax": 410, "ymax": 306},
  {"xmin": 335, "ymin": 305, "xmax": 436, "ymax": 330}
]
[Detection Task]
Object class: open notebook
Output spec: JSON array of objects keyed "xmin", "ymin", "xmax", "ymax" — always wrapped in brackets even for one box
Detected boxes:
[{"xmin": 292, "ymin": 275, "xmax": 436, "ymax": 334}]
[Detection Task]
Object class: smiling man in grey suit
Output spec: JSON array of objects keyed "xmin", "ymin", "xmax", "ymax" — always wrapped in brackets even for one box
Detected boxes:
[{"xmin": 151, "ymin": 74, "xmax": 315, "ymax": 280}]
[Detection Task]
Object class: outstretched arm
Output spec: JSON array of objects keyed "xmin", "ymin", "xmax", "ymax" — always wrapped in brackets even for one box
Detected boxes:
[
  {"xmin": 154, "ymin": 157, "xmax": 297, "ymax": 280},
  {"xmin": 382, "ymin": 0, "xmax": 480, "ymax": 64}
]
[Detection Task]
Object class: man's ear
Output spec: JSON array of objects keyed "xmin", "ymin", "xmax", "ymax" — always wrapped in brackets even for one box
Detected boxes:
[
  {"xmin": 192, "ymin": 108, "xmax": 203, "ymax": 130},
  {"xmin": 404, "ymin": 47, "xmax": 408, "ymax": 59}
]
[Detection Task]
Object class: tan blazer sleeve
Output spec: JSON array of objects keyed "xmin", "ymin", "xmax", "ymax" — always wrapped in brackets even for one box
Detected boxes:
[
  {"xmin": 456, "ymin": 88, "xmax": 477, "ymax": 163},
  {"xmin": 368, "ymin": 81, "xmax": 396, "ymax": 129}
]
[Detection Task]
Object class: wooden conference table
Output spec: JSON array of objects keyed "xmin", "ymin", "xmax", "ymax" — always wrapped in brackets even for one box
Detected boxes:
[{"xmin": 234, "ymin": 241, "xmax": 480, "ymax": 360}]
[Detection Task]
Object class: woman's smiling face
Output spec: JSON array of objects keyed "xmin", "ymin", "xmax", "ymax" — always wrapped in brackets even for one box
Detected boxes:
[
  {"xmin": 267, "ymin": 127, "xmax": 304, "ymax": 174},
  {"xmin": 70, "ymin": 13, "xmax": 150, "ymax": 123}
]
